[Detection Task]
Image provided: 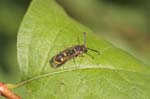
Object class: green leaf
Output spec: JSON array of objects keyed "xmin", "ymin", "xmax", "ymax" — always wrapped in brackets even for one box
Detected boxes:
[{"xmin": 17, "ymin": 0, "xmax": 150, "ymax": 98}]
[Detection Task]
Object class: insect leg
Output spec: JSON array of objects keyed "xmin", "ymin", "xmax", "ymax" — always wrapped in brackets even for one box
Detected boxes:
[{"xmin": 73, "ymin": 57, "xmax": 78, "ymax": 68}]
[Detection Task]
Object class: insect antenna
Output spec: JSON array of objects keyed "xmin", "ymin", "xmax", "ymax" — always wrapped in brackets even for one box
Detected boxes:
[
  {"xmin": 87, "ymin": 48, "xmax": 100, "ymax": 55},
  {"xmin": 77, "ymin": 37, "xmax": 80, "ymax": 44},
  {"xmin": 83, "ymin": 32, "xmax": 100, "ymax": 55},
  {"xmin": 83, "ymin": 32, "xmax": 87, "ymax": 48}
]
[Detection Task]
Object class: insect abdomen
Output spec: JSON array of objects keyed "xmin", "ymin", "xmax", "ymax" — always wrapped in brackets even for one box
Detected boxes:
[
  {"xmin": 50, "ymin": 53, "xmax": 67, "ymax": 68},
  {"xmin": 50, "ymin": 45, "xmax": 86, "ymax": 68}
]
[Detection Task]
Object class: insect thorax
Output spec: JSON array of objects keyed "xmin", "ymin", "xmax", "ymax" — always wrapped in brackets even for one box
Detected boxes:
[{"xmin": 74, "ymin": 45, "xmax": 87, "ymax": 53}]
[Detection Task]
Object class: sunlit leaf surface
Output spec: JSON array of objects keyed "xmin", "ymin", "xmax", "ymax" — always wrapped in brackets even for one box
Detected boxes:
[{"xmin": 17, "ymin": 0, "xmax": 150, "ymax": 98}]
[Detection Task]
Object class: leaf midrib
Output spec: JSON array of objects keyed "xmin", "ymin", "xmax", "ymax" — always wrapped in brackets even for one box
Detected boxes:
[{"xmin": 18, "ymin": 65, "xmax": 149, "ymax": 88}]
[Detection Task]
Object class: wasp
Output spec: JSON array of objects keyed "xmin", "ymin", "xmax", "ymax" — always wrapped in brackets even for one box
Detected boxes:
[{"xmin": 50, "ymin": 32, "xmax": 100, "ymax": 68}]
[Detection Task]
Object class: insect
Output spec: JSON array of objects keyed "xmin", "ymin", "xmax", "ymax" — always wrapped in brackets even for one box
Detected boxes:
[{"xmin": 50, "ymin": 32, "xmax": 100, "ymax": 68}]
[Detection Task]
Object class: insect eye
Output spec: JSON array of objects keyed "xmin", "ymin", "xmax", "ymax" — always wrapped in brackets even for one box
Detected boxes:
[{"xmin": 75, "ymin": 46, "xmax": 81, "ymax": 51}]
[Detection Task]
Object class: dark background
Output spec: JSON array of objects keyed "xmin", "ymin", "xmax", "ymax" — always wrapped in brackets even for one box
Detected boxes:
[{"xmin": 0, "ymin": 0, "xmax": 30, "ymax": 82}]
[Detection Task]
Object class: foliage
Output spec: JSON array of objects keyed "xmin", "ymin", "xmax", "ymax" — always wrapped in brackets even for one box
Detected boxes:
[{"xmin": 17, "ymin": 0, "xmax": 150, "ymax": 98}]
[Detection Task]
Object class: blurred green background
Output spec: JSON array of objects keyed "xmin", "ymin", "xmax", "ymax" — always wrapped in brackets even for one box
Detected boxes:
[
  {"xmin": 0, "ymin": 0, "xmax": 149, "ymax": 85},
  {"xmin": 0, "ymin": 0, "xmax": 30, "ymax": 83}
]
